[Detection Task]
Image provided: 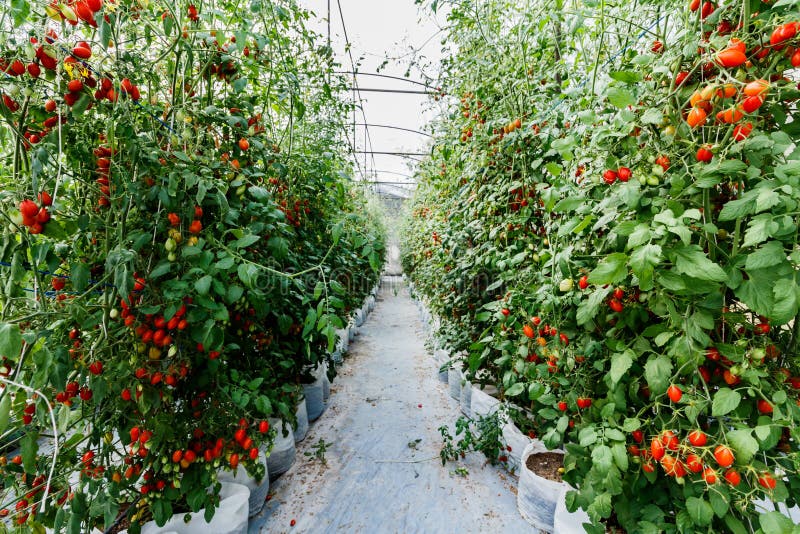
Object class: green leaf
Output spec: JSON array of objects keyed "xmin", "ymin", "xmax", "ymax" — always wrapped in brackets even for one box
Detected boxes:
[
  {"xmin": 588, "ymin": 492, "xmax": 613, "ymax": 519},
  {"xmin": 546, "ymin": 162, "xmax": 564, "ymax": 176},
  {"xmin": 21, "ymin": 432, "xmax": 38, "ymax": 474},
  {"xmin": 735, "ymin": 267, "xmax": 783, "ymax": 318},
  {"xmin": 742, "ymin": 215, "xmax": 778, "ymax": 248},
  {"xmin": 237, "ymin": 264, "xmax": 258, "ymax": 288},
  {"xmin": 707, "ymin": 159, "xmax": 747, "ymax": 176},
  {"xmin": 709, "ymin": 488, "xmax": 729, "ymax": 518},
  {"xmin": 609, "ymin": 71, "xmax": 642, "ymax": 83},
  {"xmin": 232, "ymin": 235, "xmax": 260, "ymax": 249},
  {"xmin": 0, "ymin": 323, "xmax": 23, "ymax": 360},
  {"xmin": 672, "ymin": 245, "xmax": 727, "ymax": 282},
  {"xmin": 759, "ymin": 512, "xmax": 795, "ymax": 534},
  {"xmin": 609, "ymin": 351, "xmax": 633, "ymax": 387},
  {"xmin": 772, "ymin": 279, "xmax": 800, "ymax": 325},
  {"xmin": 591, "ymin": 445, "xmax": 613, "ymax": 475},
  {"xmin": 505, "ymin": 383, "xmax": 525, "ymax": 397},
  {"xmin": 553, "ymin": 197, "xmax": 583, "ymax": 213},
  {"xmin": 577, "ymin": 285, "xmax": 612, "ymax": 327},
  {"xmin": 640, "ymin": 108, "xmax": 663, "ymax": 125},
  {"xmin": 711, "ymin": 388, "xmax": 741, "ymax": 417},
  {"xmin": 70, "ymin": 262, "xmax": 90, "ymax": 293},
  {"xmin": 579, "ymin": 427, "xmax": 598, "ymax": 446},
  {"xmin": 719, "ymin": 197, "xmax": 755, "ymax": 221},
  {"xmin": 723, "ymin": 514, "xmax": 749, "ymax": 534},
  {"xmin": 622, "ymin": 418, "xmax": 641, "ymax": 432},
  {"xmin": 587, "ymin": 253, "xmax": 628, "ymax": 285},
  {"xmin": 71, "ymin": 94, "xmax": 91, "ymax": 118},
  {"xmin": 214, "ymin": 257, "xmax": 236, "ymax": 270},
  {"xmin": 225, "ymin": 285, "xmax": 243, "ymax": 305},
  {"xmin": 195, "ymin": 275, "xmax": 212, "ymax": 296},
  {"xmin": 611, "ymin": 443, "xmax": 628, "ymax": 470},
  {"xmin": 0, "ymin": 394, "xmax": 11, "ymax": 435},
  {"xmin": 630, "ymin": 244, "xmax": 662, "ymax": 291},
  {"xmin": 607, "ymin": 87, "xmax": 636, "ymax": 108},
  {"xmin": 11, "ymin": 0, "xmax": 30, "ymax": 27},
  {"xmin": 727, "ymin": 429, "xmax": 759, "ymax": 464},
  {"xmin": 152, "ymin": 500, "xmax": 173, "ymax": 527},
  {"xmin": 149, "ymin": 261, "xmax": 172, "ymax": 279},
  {"xmin": 644, "ymin": 354, "xmax": 672, "ymax": 395},
  {"xmin": 745, "ymin": 241, "xmax": 785, "ymax": 270},
  {"xmin": 686, "ymin": 497, "xmax": 713, "ymax": 527}
]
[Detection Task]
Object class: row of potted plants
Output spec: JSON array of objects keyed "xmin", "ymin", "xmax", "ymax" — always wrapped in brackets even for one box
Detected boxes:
[
  {"xmin": 413, "ymin": 293, "xmax": 589, "ymax": 533},
  {"xmin": 0, "ymin": 0, "xmax": 385, "ymax": 531},
  {"xmin": 404, "ymin": 0, "xmax": 800, "ymax": 532}
]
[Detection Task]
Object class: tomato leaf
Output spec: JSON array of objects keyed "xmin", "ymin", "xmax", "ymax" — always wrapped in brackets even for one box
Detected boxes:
[
  {"xmin": 630, "ymin": 244, "xmax": 661, "ymax": 291},
  {"xmin": 0, "ymin": 394, "xmax": 11, "ymax": 435},
  {"xmin": 742, "ymin": 215, "xmax": 778, "ymax": 248},
  {"xmin": 591, "ymin": 445, "xmax": 613, "ymax": 475},
  {"xmin": 686, "ymin": 497, "xmax": 713, "ymax": 527},
  {"xmin": 578, "ymin": 427, "xmax": 598, "ymax": 446},
  {"xmin": 505, "ymin": 382, "xmax": 525, "ymax": 397},
  {"xmin": 709, "ymin": 487, "xmax": 729, "ymax": 518},
  {"xmin": 711, "ymin": 388, "xmax": 741, "ymax": 417},
  {"xmin": 21, "ymin": 431, "xmax": 38, "ymax": 474},
  {"xmin": 587, "ymin": 253, "xmax": 628, "ymax": 285},
  {"xmin": 718, "ymin": 196, "xmax": 756, "ymax": 221},
  {"xmin": 609, "ymin": 71, "xmax": 642, "ymax": 83},
  {"xmin": 758, "ymin": 512, "xmax": 795, "ymax": 534},
  {"xmin": 726, "ymin": 429, "xmax": 759, "ymax": 464},
  {"xmin": 10, "ymin": 0, "xmax": 30, "ymax": 27},
  {"xmin": 0, "ymin": 323, "xmax": 23, "ymax": 360},
  {"xmin": 577, "ymin": 285, "xmax": 613, "ymax": 327},
  {"xmin": 734, "ymin": 267, "xmax": 785, "ymax": 318},
  {"xmin": 771, "ymin": 279, "xmax": 800, "ymax": 325},
  {"xmin": 608, "ymin": 351, "xmax": 633, "ymax": 387},
  {"xmin": 671, "ymin": 245, "xmax": 727, "ymax": 282},
  {"xmin": 644, "ymin": 354, "xmax": 672, "ymax": 395},
  {"xmin": 195, "ymin": 275, "xmax": 212, "ymax": 296},
  {"xmin": 606, "ymin": 87, "xmax": 636, "ymax": 108},
  {"xmin": 744, "ymin": 241, "xmax": 785, "ymax": 270}
]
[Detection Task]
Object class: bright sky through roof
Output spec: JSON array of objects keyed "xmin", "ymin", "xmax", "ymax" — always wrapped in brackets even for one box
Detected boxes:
[{"xmin": 299, "ymin": 0, "xmax": 447, "ymax": 198}]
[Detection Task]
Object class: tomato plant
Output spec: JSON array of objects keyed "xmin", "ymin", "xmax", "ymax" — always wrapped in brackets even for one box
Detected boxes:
[
  {"xmin": 0, "ymin": 0, "xmax": 384, "ymax": 531},
  {"xmin": 405, "ymin": 0, "xmax": 800, "ymax": 531}
]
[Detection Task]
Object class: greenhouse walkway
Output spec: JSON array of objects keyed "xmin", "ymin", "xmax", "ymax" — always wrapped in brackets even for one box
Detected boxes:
[{"xmin": 250, "ymin": 277, "xmax": 531, "ymax": 533}]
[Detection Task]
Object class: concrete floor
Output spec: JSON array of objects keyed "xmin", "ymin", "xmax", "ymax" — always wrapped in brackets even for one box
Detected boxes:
[{"xmin": 249, "ymin": 278, "xmax": 532, "ymax": 533}]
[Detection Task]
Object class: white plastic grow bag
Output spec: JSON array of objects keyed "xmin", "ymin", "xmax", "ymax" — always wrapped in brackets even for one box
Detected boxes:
[
  {"xmin": 502, "ymin": 422, "xmax": 535, "ymax": 473},
  {"xmin": 336, "ymin": 328, "xmax": 349, "ymax": 352},
  {"xmin": 470, "ymin": 386, "xmax": 501, "ymax": 418},
  {"xmin": 517, "ymin": 441, "xmax": 566, "ymax": 533},
  {"xmin": 266, "ymin": 418, "xmax": 296, "ymax": 482},
  {"xmin": 448, "ymin": 367, "xmax": 462, "ymax": 400},
  {"xmin": 303, "ymin": 365, "xmax": 326, "ymax": 422},
  {"xmin": 321, "ymin": 362, "xmax": 331, "ymax": 402},
  {"xmin": 294, "ymin": 398, "xmax": 309, "ymax": 442},
  {"xmin": 127, "ymin": 482, "xmax": 250, "ymax": 534},
  {"xmin": 216, "ymin": 449, "xmax": 269, "ymax": 517},
  {"xmin": 459, "ymin": 379, "xmax": 472, "ymax": 417}
]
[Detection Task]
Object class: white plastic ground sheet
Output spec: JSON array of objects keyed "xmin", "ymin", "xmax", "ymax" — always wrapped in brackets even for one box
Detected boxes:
[{"xmin": 249, "ymin": 278, "xmax": 533, "ymax": 533}]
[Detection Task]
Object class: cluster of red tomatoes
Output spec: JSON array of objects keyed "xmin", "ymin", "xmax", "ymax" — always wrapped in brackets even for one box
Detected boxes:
[{"xmin": 18, "ymin": 192, "xmax": 53, "ymax": 234}]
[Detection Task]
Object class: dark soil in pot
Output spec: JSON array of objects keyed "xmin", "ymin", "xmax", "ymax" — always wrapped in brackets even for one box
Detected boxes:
[{"xmin": 525, "ymin": 452, "xmax": 563, "ymax": 482}]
